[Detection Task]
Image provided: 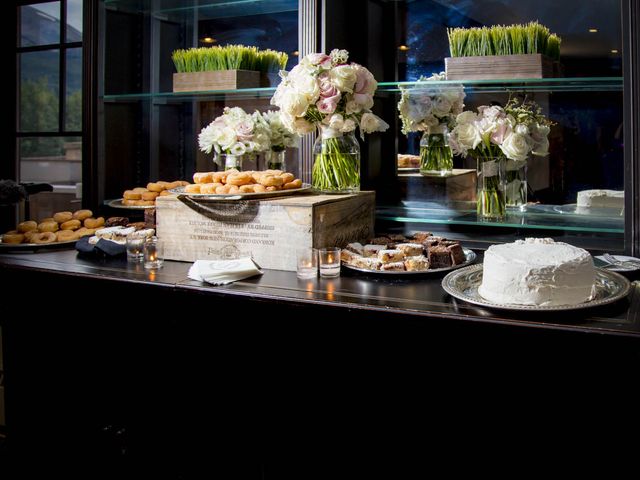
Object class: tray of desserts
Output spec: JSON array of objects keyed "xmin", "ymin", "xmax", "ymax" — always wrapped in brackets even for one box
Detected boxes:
[
  {"xmin": 0, "ymin": 209, "xmax": 106, "ymax": 250},
  {"xmin": 106, "ymin": 179, "xmax": 191, "ymax": 209},
  {"xmin": 341, "ymin": 232, "xmax": 475, "ymax": 275},
  {"xmin": 172, "ymin": 169, "xmax": 311, "ymax": 199}
]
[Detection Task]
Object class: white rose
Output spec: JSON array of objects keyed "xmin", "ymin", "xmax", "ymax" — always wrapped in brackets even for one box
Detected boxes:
[
  {"xmin": 360, "ymin": 112, "xmax": 389, "ymax": 134},
  {"xmin": 330, "ymin": 65, "xmax": 357, "ymax": 93},
  {"xmin": 500, "ymin": 132, "xmax": 531, "ymax": 161},
  {"xmin": 292, "ymin": 117, "xmax": 315, "ymax": 135},
  {"xmin": 341, "ymin": 118, "xmax": 356, "ymax": 132},
  {"xmin": 217, "ymin": 127, "xmax": 237, "ymax": 151},
  {"xmin": 292, "ymin": 74, "xmax": 320, "ymax": 101},
  {"xmin": 456, "ymin": 111, "xmax": 478, "ymax": 125},
  {"xmin": 328, "ymin": 113, "xmax": 344, "ymax": 131},
  {"xmin": 432, "ymin": 97, "xmax": 452, "ymax": 117},
  {"xmin": 229, "ymin": 142, "xmax": 247, "ymax": 155},
  {"xmin": 532, "ymin": 137, "xmax": 549, "ymax": 157},
  {"xmin": 346, "ymin": 99, "xmax": 363, "ymax": 114},
  {"xmin": 515, "ymin": 123, "xmax": 529, "ymax": 135},
  {"xmin": 281, "ymin": 91, "xmax": 309, "ymax": 118},
  {"xmin": 453, "ymin": 123, "xmax": 482, "ymax": 151}
]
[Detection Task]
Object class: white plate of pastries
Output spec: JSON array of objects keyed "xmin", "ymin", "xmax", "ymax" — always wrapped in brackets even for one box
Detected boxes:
[
  {"xmin": 0, "ymin": 209, "xmax": 107, "ymax": 248},
  {"xmin": 175, "ymin": 169, "xmax": 310, "ymax": 198},
  {"xmin": 341, "ymin": 232, "xmax": 476, "ymax": 274}
]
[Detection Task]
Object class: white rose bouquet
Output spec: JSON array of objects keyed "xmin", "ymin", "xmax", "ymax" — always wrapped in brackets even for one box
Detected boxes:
[
  {"xmin": 397, "ymin": 72, "xmax": 465, "ymax": 174},
  {"xmin": 198, "ymin": 106, "xmax": 271, "ymax": 170},
  {"xmin": 261, "ymin": 110, "xmax": 299, "ymax": 169},
  {"xmin": 270, "ymin": 49, "xmax": 388, "ymax": 192},
  {"xmin": 449, "ymin": 98, "xmax": 552, "ymax": 215}
]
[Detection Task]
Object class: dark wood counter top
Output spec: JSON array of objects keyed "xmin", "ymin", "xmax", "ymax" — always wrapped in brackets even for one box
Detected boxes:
[{"xmin": 1, "ymin": 248, "xmax": 639, "ymax": 339}]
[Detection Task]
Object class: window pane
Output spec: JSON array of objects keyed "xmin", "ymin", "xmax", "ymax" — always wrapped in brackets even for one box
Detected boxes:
[
  {"xmin": 66, "ymin": 0, "xmax": 83, "ymax": 42},
  {"xmin": 66, "ymin": 48, "xmax": 82, "ymax": 131},
  {"xmin": 20, "ymin": 50, "xmax": 60, "ymax": 132},
  {"xmin": 19, "ymin": 137, "xmax": 83, "ymax": 220},
  {"xmin": 20, "ymin": 2, "xmax": 61, "ymax": 47}
]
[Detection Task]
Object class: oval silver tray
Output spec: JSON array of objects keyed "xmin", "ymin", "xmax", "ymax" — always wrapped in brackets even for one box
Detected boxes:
[
  {"xmin": 106, "ymin": 198, "xmax": 156, "ymax": 210},
  {"xmin": 442, "ymin": 264, "xmax": 631, "ymax": 311},
  {"xmin": 342, "ymin": 247, "xmax": 476, "ymax": 275},
  {"xmin": 0, "ymin": 235, "xmax": 78, "ymax": 251},
  {"xmin": 169, "ymin": 183, "xmax": 312, "ymax": 200}
]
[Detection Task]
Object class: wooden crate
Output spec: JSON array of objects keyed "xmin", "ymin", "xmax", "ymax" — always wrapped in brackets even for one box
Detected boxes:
[
  {"xmin": 445, "ymin": 54, "xmax": 554, "ymax": 80},
  {"xmin": 173, "ymin": 70, "xmax": 261, "ymax": 92},
  {"xmin": 399, "ymin": 169, "xmax": 476, "ymax": 202},
  {"xmin": 155, "ymin": 192, "xmax": 375, "ymax": 271}
]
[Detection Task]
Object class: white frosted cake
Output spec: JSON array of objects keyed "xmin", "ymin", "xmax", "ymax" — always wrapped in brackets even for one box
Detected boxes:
[
  {"xmin": 577, "ymin": 189, "xmax": 624, "ymax": 209},
  {"xmin": 478, "ymin": 238, "xmax": 596, "ymax": 306}
]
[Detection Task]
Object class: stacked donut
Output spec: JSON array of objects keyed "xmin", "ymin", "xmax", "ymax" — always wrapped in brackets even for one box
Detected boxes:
[
  {"xmin": 1, "ymin": 209, "xmax": 105, "ymax": 244},
  {"xmin": 123, "ymin": 180, "xmax": 190, "ymax": 206},
  {"xmin": 187, "ymin": 169, "xmax": 302, "ymax": 195}
]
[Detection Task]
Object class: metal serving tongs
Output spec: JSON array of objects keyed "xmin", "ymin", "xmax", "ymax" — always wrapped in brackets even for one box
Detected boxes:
[{"xmin": 602, "ymin": 253, "xmax": 640, "ymax": 269}]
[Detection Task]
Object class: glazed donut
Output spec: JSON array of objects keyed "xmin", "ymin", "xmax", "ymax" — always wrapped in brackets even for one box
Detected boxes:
[
  {"xmin": 123, "ymin": 190, "xmax": 142, "ymax": 200},
  {"xmin": 156, "ymin": 181, "xmax": 171, "ymax": 187},
  {"xmin": 178, "ymin": 180, "xmax": 190, "ymax": 187},
  {"xmin": 265, "ymin": 186, "xmax": 281, "ymax": 192},
  {"xmin": 141, "ymin": 191, "xmax": 159, "ymax": 201},
  {"xmin": 200, "ymin": 183, "xmax": 220, "ymax": 194},
  {"xmin": 132, "ymin": 187, "xmax": 148, "ymax": 193},
  {"xmin": 23, "ymin": 230, "xmax": 39, "ymax": 242},
  {"xmin": 32, "ymin": 232, "xmax": 57, "ymax": 244},
  {"xmin": 166, "ymin": 181, "xmax": 182, "ymax": 190},
  {"xmin": 122, "ymin": 199, "xmax": 137, "ymax": 206},
  {"xmin": 215, "ymin": 185, "xmax": 232, "ymax": 194},
  {"xmin": 280, "ymin": 173, "xmax": 295, "ymax": 185},
  {"xmin": 226, "ymin": 172, "xmax": 253, "ymax": 186},
  {"xmin": 211, "ymin": 172, "xmax": 226, "ymax": 184},
  {"xmin": 264, "ymin": 169, "xmax": 283, "ymax": 176},
  {"xmin": 75, "ymin": 227, "xmax": 96, "ymax": 238},
  {"xmin": 185, "ymin": 184, "xmax": 202, "ymax": 194},
  {"xmin": 40, "ymin": 217, "xmax": 55, "ymax": 223},
  {"xmin": 193, "ymin": 172, "xmax": 213, "ymax": 184},
  {"xmin": 61, "ymin": 219, "xmax": 81, "ymax": 230},
  {"xmin": 239, "ymin": 185, "xmax": 256, "ymax": 193},
  {"xmin": 228, "ymin": 185, "xmax": 240, "ymax": 194},
  {"xmin": 159, "ymin": 190, "xmax": 172, "ymax": 196},
  {"xmin": 53, "ymin": 211, "xmax": 73, "ymax": 223},
  {"xmin": 72, "ymin": 209, "xmax": 93, "ymax": 221},
  {"xmin": 38, "ymin": 221, "xmax": 59, "ymax": 233},
  {"xmin": 56, "ymin": 230, "xmax": 78, "ymax": 242},
  {"xmin": 84, "ymin": 217, "xmax": 105, "ymax": 229},
  {"xmin": 18, "ymin": 220, "xmax": 38, "ymax": 233},
  {"xmin": 146, "ymin": 182, "xmax": 164, "ymax": 192},
  {"xmin": 283, "ymin": 179, "xmax": 303, "ymax": 190},
  {"xmin": 133, "ymin": 200, "xmax": 155, "ymax": 206},
  {"xmin": 252, "ymin": 184, "xmax": 266, "ymax": 193},
  {"xmin": 2, "ymin": 232, "xmax": 25, "ymax": 244},
  {"xmin": 258, "ymin": 175, "xmax": 284, "ymax": 187}
]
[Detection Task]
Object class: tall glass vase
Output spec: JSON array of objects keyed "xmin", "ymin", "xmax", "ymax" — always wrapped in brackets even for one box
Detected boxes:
[
  {"xmin": 216, "ymin": 153, "xmax": 245, "ymax": 171},
  {"xmin": 505, "ymin": 159, "xmax": 527, "ymax": 209},
  {"xmin": 265, "ymin": 149, "xmax": 286, "ymax": 171},
  {"xmin": 476, "ymin": 157, "xmax": 506, "ymax": 220},
  {"xmin": 419, "ymin": 125, "xmax": 453, "ymax": 176},
  {"xmin": 312, "ymin": 125, "xmax": 360, "ymax": 194}
]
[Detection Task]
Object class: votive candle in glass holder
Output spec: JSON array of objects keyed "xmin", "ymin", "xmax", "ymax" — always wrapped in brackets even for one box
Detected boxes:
[
  {"xmin": 296, "ymin": 247, "xmax": 318, "ymax": 279},
  {"xmin": 143, "ymin": 235, "xmax": 164, "ymax": 269},
  {"xmin": 126, "ymin": 232, "xmax": 146, "ymax": 263},
  {"xmin": 319, "ymin": 247, "xmax": 341, "ymax": 278}
]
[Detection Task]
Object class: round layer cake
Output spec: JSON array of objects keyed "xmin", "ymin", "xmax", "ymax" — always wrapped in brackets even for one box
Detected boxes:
[{"xmin": 478, "ymin": 238, "xmax": 596, "ymax": 306}]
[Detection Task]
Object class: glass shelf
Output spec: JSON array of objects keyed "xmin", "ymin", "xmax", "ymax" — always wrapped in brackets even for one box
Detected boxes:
[
  {"xmin": 102, "ymin": 77, "xmax": 623, "ymax": 102},
  {"xmin": 377, "ymin": 202, "xmax": 624, "ymax": 234},
  {"xmin": 377, "ymin": 77, "xmax": 623, "ymax": 94},
  {"xmin": 104, "ymin": 0, "xmax": 298, "ymax": 21}
]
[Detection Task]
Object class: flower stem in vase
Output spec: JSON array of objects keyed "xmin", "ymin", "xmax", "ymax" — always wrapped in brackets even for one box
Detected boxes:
[
  {"xmin": 312, "ymin": 131, "xmax": 360, "ymax": 193},
  {"xmin": 505, "ymin": 159, "xmax": 527, "ymax": 208},
  {"xmin": 477, "ymin": 158, "xmax": 506, "ymax": 219}
]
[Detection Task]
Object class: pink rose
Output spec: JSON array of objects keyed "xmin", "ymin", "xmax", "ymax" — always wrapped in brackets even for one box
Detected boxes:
[
  {"xmin": 352, "ymin": 63, "xmax": 376, "ymax": 96},
  {"xmin": 490, "ymin": 120, "xmax": 512, "ymax": 146},
  {"xmin": 307, "ymin": 53, "xmax": 332, "ymax": 68},
  {"xmin": 236, "ymin": 120, "xmax": 255, "ymax": 141},
  {"xmin": 317, "ymin": 93, "xmax": 341, "ymax": 114},
  {"xmin": 318, "ymin": 72, "xmax": 339, "ymax": 98}
]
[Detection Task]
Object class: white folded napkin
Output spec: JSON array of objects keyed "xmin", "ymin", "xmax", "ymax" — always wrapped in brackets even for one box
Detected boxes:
[{"xmin": 188, "ymin": 257, "xmax": 263, "ymax": 285}]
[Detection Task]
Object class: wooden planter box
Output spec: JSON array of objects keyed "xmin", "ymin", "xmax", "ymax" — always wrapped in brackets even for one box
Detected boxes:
[
  {"xmin": 155, "ymin": 192, "xmax": 375, "ymax": 271},
  {"xmin": 399, "ymin": 169, "xmax": 476, "ymax": 202},
  {"xmin": 445, "ymin": 54, "xmax": 554, "ymax": 80},
  {"xmin": 173, "ymin": 70, "xmax": 261, "ymax": 92}
]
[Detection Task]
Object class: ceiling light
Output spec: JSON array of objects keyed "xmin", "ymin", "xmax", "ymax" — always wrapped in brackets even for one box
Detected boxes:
[
  {"xmin": 611, "ymin": 49, "xmax": 619, "ymax": 54},
  {"xmin": 588, "ymin": 28, "xmax": 598, "ymax": 33},
  {"xmin": 398, "ymin": 45, "xmax": 410, "ymax": 51},
  {"xmin": 291, "ymin": 50, "xmax": 299, "ymax": 56},
  {"xmin": 201, "ymin": 36, "xmax": 216, "ymax": 44}
]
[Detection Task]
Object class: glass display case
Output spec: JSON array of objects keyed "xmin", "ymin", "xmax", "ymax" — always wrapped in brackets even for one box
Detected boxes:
[{"xmin": 90, "ymin": 0, "xmax": 639, "ymax": 254}]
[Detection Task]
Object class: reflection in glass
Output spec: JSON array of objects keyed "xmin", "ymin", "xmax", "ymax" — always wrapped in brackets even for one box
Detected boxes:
[
  {"xmin": 66, "ymin": 48, "xmax": 83, "ymax": 131},
  {"xmin": 66, "ymin": 0, "xmax": 83, "ymax": 42},
  {"xmin": 19, "ymin": 136, "xmax": 82, "ymax": 185},
  {"xmin": 20, "ymin": 2, "xmax": 61, "ymax": 47},
  {"xmin": 20, "ymin": 50, "xmax": 60, "ymax": 132}
]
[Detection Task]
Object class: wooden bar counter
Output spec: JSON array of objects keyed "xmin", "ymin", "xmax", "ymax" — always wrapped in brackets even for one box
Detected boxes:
[{"xmin": 1, "ymin": 250, "xmax": 639, "ymax": 474}]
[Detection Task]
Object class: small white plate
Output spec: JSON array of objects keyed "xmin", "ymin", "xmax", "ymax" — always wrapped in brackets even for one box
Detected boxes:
[{"xmin": 594, "ymin": 255, "xmax": 640, "ymax": 272}]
